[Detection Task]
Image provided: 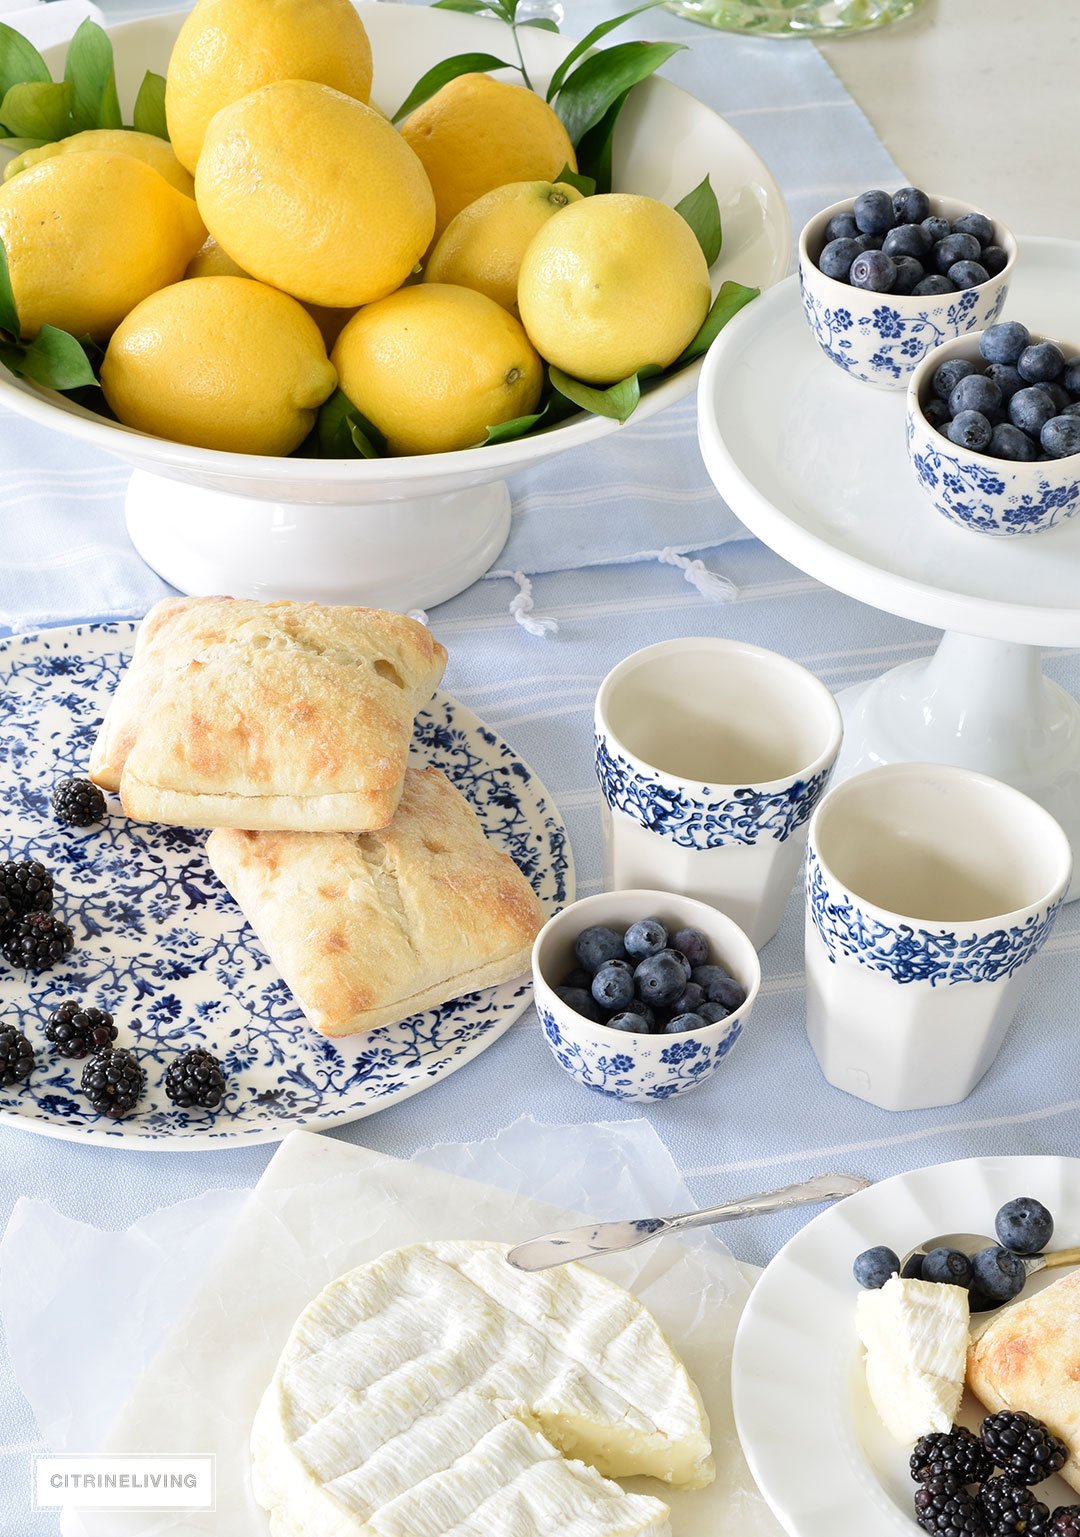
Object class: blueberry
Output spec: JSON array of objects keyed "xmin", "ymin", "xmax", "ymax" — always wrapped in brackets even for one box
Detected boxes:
[
  {"xmin": 971, "ymin": 1245, "xmax": 1027, "ymax": 1303},
  {"xmin": 913, "ymin": 273, "xmax": 954, "ymax": 296},
  {"xmin": 985, "ymin": 362, "xmax": 1024, "ymax": 402},
  {"xmin": 900, "ymin": 1252, "xmax": 925, "ymax": 1280},
  {"xmin": 1063, "ymin": 401, "xmax": 1080, "ymax": 418},
  {"xmin": 824, "ymin": 211, "xmax": 860, "ymax": 243},
  {"xmin": 921, "ymin": 215, "xmax": 951, "ymax": 244},
  {"xmin": 574, "ymin": 925, "xmax": 626, "ymax": 974},
  {"xmin": 980, "ymin": 245, "xmax": 1009, "ymax": 277},
  {"xmin": 1039, "ymin": 380, "xmax": 1072, "ymax": 413},
  {"xmin": 661, "ymin": 1012, "xmax": 707, "ymax": 1035},
  {"xmin": 671, "ymin": 981, "xmax": 705, "ymax": 1015},
  {"xmin": 853, "ymin": 1246, "xmax": 899, "ymax": 1289},
  {"xmin": 591, "ymin": 962, "xmax": 635, "ymax": 1012},
  {"xmin": 892, "ymin": 186, "xmax": 930, "ymax": 224},
  {"xmin": 624, "ymin": 918, "xmax": 668, "ymax": 959},
  {"xmin": 933, "ymin": 231, "xmax": 982, "ymax": 273},
  {"xmin": 990, "ymin": 423, "xmax": 1037, "ymax": 461},
  {"xmin": 1009, "ymin": 386, "xmax": 1058, "ymax": 436},
  {"xmin": 555, "ymin": 985, "xmax": 604, "ymax": 1023},
  {"xmin": 883, "ymin": 222, "xmax": 932, "ymax": 260},
  {"xmin": 891, "ymin": 256, "xmax": 924, "ymax": 295},
  {"xmin": 947, "ymin": 410, "xmax": 992, "ymax": 452},
  {"xmin": 668, "ymin": 927, "xmax": 706, "ymax": 968},
  {"xmin": 634, "ymin": 950, "xmax": 690, "ymax": 1007},
  {"xmin": 995, "ymin": 1196, "xmax": 1054, "ymax": 1255},
  {"xmin": 852, "ymin": 233, "xmax": 884, "ymax": 253},
  {"xmin": 563, "ymin": 967, "xmax": 593, "ymax": 991},
  {"xmin": 691, "ymin": 963, "xmax": 746, "ymax": 1010},
  {"xmin": 933, "ymin": 358, "xmax": 975, "ymax": 400},
  {"xmin": 979, "ymin": 321, "xmax": 1030, "ymax": 365},
  {"xmin": 921, "ymin": 1247, "xmax": 974, "ymax": 1287},
  {"xmin": 698, "ymin": 1000, "xmax": 730, "ymax": 1024},
  {"xmin": 606, "ymin": 1011, "xmax": 646, "ymax": 1034},
  {"xmin": 950, "ymin": 374, "xmax": 1002, "ymax": 417},
  {"xmin": 1017, "ymin": 340, "xmax": 1066, "ymax": 383},
  {"xmin": 853, "ymin": 189, "xmax": 896, "ymax": 236},
  {"xmin": 818, "ymin": 237, "xmax": 860, "ymax": 282},
  {"xmin": 948, "ymin": 260, "xmax": 989, "ymax": 290},
  {"xmin": 1041, "ymin": 415, "xmax": 1080, "ymax": 459},
  {"xmin": 1063, "ymin": 358, "xmax": 1080, "ymax": 396},
  {"xmin": 922, "ymin": 397, "xmax": 951, "ymax": 430},
  {"xmin": 850, "ymin": 250, "xmax": 896, "ymax": 292},
  {"xmin": 951, "ymin": 211, "xmax": 995, "ymax": 247}
]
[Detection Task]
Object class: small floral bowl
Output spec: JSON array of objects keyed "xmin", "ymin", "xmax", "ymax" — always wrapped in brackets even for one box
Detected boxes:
[
  {"xmin": 907, "ymin": 332, "xmax": 1080, "ymax": 537},
  {"xmin": 532, "ymin": 888, "xmax": 760, "ymax": 1102},
  {"xmin": 798, "ymin": 195, "xmax": 1016, "ymax": 390}
]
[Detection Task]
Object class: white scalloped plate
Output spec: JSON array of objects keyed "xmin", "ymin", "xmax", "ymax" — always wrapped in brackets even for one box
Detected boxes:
[{"xmin": 732, "ymin": 1155, "xmax": 1080, "ymax": 1535}]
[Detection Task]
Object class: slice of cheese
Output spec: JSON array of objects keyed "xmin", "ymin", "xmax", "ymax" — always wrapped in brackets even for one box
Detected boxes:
[
  {"xmin": 251, "ymin": 1240, "xmax": 714, "ymax": 1536},
  {"xmin": 857, "ymin": 1277, "xmax": 970, "ymax": 1444}
]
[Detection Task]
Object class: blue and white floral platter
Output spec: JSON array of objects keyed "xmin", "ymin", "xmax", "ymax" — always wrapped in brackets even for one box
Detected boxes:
[{"xmin": 0, "ymin": 623, "xmax": 573, "ymax": 1149}]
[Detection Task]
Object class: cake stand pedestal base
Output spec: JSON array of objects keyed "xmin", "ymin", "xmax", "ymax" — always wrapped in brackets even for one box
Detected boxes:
[
  {"xmin": 125, "ymin": 470, "xmax": 513, "ymax": 611},
  {"xmin": 835, "ymin": 631, "xmax": 1080, "ymax": 901}
]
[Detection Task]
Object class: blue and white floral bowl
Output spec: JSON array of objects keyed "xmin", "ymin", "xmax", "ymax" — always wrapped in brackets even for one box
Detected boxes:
[
  {"xmin": 798, "ymin": 195, "xmax": 1015, "ymax": 390},
  {"xmin": 533, "ymin": 889, "xmax": 760, "ymax": 1102},
  {"xmin": 907, "ymin": 331, "xmax": 1080, "ymax": 537}
]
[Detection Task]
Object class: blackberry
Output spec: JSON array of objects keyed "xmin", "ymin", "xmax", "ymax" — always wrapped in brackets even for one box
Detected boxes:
[
  {"xmin": 915, "ymin": 1474, "xmax": 988, "ymax": 1535},
  {"xmin": 979, "ymin": 1479, "xmax": 1051, "ymax": 1536},
  {"xmin": 164, "ymin": 1049, "xmax": 227, "ymax": 1110},
  {"xmin": 1049, "ymin": 1509, "xmax": 1080, "ymax": 1537},
  {"xmin": 912, "ymin": 1427, "xmax": 994, "ymax": 1488},
  {"xmin": 44, "ymin": 1001, "xmax": 117, "ymax": 1059},
  {"xmin": 0, "ymin": 1024, "xmax": 34, "ymax": 1087},
  {"xmin": 80, "ymin": 1049, "xmax": 145, "ymax": 1119},
  {"xmin": 1, "ymin": 912, "xmax": 74, "ymax": 970},
  {"xmin": 51, "ymin": 777, "xmax": 107, "ymax": 828},
  {"xmin": 0, "ymin": 859, "xmax": 53, "ymax": 919},
  {"xmin": 981, "ymin": 1414, "xmax": 1068, "ymax": 1486}
]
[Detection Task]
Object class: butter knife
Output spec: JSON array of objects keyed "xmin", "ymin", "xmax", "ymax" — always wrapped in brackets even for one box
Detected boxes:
[{"xmin": 506, "ymin": 1172, "xmax": 870, "ymax": 1271}]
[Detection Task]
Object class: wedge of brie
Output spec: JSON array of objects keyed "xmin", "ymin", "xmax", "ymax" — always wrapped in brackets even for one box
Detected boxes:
[
  {"xmin": 251, "ymin": 1239, "xmax": 714, "ymax": 1536},
  {"xmin": 856, "ymin": 1277, "xmax": 970, "ymax": 1444}
]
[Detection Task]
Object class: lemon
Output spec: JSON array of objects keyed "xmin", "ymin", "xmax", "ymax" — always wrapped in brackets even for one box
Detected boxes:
[
  {"xmin": 196, "ymin": 80, "xmax": 435, "ymax": 309},
  {"xmin": 401, "ymin": 74, "xmax": 577, "ymax": 243},
  {"xmin": 425, "ymin": 180, "xmax": 582, "ymax": 319},
  {"xmin": 184, "ymin": 237, "xmax": 353, "ymax": 347},
  {"xmin": 165, "ymin": 0, "xmax": 372, "ymax": 174},
  {"xmin": 517, "ymin": 193, "xmax": 711, "ymax": 385},
  {"xmin": 0, "ymin": 151, "xmax": 206, "ymax": 341},
  {"xmin": 331, "ymin": 283, "xmax": 542, "ymax": 455},
  {"xmin": 4, "ymin": 130, "xmax": 195, "ymax": 198},
  {"xmin": 101, "ymin": 276, "xmax": 337, "ymax": 455}
]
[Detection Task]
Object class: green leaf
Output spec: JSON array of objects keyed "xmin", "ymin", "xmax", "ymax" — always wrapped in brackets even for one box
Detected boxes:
[
  {"xmin": 13, "ymin": 325, "xmax": 97, "ymax": 390},
  {"xmin": 519, "ymin": 16, "xmax": 560, "ymax": 28},
  {"xmin": 674, "ymin": 279, "xmax": 759, "ymax": 366},
  {"xmin": 0, "ymin": 23, "xmax": 50, "ymax": 98},
  {"xmin": 315, "ymin": 388, "xmax": 387, "ymax": 458},
  {"xmin": 431, "ymin": 0, "xmax": 501, "ymax": 10},
  {"xmin": 572, "ymin": 88, "xmax": 626, "ymax": 193},
  {"xmin": 553, "ymin": 162, "xmax": 595, "ymax": 197},
  {"xmin": 553, "ymin": 39, "xmax": 683, "ymax": 147},
  {"xmin": 0, "ymin": 135, "xmax": 46, "ymax": 151},
  {"xmin": 0, "ymin": 81, "xmax": 72, "ymax": 142},
  {"xmin": 64, "ymin": 19, "xmax": 122, "ymax": 133},
  {"xmin": 482, "ymin": 389, "xmax": 577, "ymax": 444},
  {"xmin": 550, "ymin": 365, "xmax": 640, "ymax": 422},
  {"xmin": 0, "ymin": 233, "xmax": 19, "ymax": 339},
  {"xmin": 132, "ymin": 70, "xmax": 168, "ymax": 139},
  {"xmin": 392, "ymin": 52, "xmax": 515, "ymax": 122},
  {"xmin": 545, "ymin": 0, "xmax": 665, "ymax": 102},
  {"xmin": 675, "ymin": 175, "xmax": 722, "ymax": 265}
]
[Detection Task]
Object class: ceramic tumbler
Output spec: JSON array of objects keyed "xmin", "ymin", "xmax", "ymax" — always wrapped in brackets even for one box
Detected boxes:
[
  {"xmin": 594, "ymin": 638, "xmax": 843, "ymax": 949},
  {"xmin": 805, "ymin": 763, "xmax": 1071, "ymax": 1112}
]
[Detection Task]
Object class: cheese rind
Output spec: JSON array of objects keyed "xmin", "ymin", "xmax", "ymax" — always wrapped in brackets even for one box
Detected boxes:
[{"xmin": 857, "ymin": 1277, "xmax": 970, "ymax": 1445}]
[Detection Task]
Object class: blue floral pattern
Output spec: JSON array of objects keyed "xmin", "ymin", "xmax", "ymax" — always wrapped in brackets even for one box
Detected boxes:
[
  {"xmin": 800, "ymin": 267, "xmax": 1007, "ymax": 386},
  {"xmin": 595, "ymin": 733, "xmax": 833, "ymax": 849},
  {"xmin": 907, "ymin": 411, "xmax": 1080, "ymax": 536},
  {"xmin": 539, "ymin": 1006, "xmax": 742, "ymax": 1101},
  {"xmin": 806, "ymin": 852, "xmax": 1062, "ymax": 986},
  {"xmin": 0, "ymin": 624, "xmax": 572, "ymax": 1147}
]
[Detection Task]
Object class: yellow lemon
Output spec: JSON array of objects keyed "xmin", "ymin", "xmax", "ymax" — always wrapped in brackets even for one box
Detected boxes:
[
  {"xmin": 400, "ymin": 74, "xmax": 577, "ymax": 243},
  {"xmin": 101, "ymin": 276, "xmax": 337, "ymax": 455},
  {"xmin": 4, "ymin": 130, "xmax": 195, "ymax": 197},
  {"xmin": 196, "ymin": 80, "xmax": 435, "ymax": 309},
  {"xmin": 331, "ymin": 283, "xmax": 542, "ymax": 456},
  {"xmin": 184, "ymin": 237, "xmax": 354, "ymax": 346},
  {"xmin": 165, "ymin": 0, "xmax": 372, "ymax": 174},
  {"xmin": 0, "ymin": 152, "xmax": 206, "ymax": 340},
  {"xmin": 517, "ymin": 193, "xmax": 711, "ymax": 385},
  {"xmin": 425, "ymin": 179, "xmax": 582, "ymax": 318}
]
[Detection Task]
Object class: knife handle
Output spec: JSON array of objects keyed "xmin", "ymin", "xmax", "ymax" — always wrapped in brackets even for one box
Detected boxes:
[{"xmin": 663, "ymin": 1172, "xmax": 870, "ymax": 1235}]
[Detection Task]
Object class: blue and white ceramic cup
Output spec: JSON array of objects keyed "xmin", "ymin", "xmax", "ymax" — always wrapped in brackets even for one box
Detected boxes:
[
  {"xmin": 806, "ymin": 763, "xmax": 1071, "ymax": 1112},
  {"xmin": 595, "ymin": 638, "xmax": 843, "ymax": 949}
]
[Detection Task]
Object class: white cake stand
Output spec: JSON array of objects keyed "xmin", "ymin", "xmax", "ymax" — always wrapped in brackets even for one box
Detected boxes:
[{"xmin": 698, "ymin": 237, "xmax": 1080, "ymax": 897}]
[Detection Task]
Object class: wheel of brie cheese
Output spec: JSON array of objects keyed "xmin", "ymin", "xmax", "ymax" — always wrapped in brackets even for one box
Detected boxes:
[{"xmin": 251, "ymin": 1240, "xmax": 715, "ymax": 1535}]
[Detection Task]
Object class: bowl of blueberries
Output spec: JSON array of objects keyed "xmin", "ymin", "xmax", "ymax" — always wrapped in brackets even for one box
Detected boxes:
[
  {"xmin": 799, "ymin": 186, "xmax": 1015, "ymax": 389},
  {"xmin": 907, "ymin": 320, "xmax": 1080, "ymax": 537},
  {"xmin": 532, "ymin": 889, "xmax": 760, "ymax": 1101}
]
